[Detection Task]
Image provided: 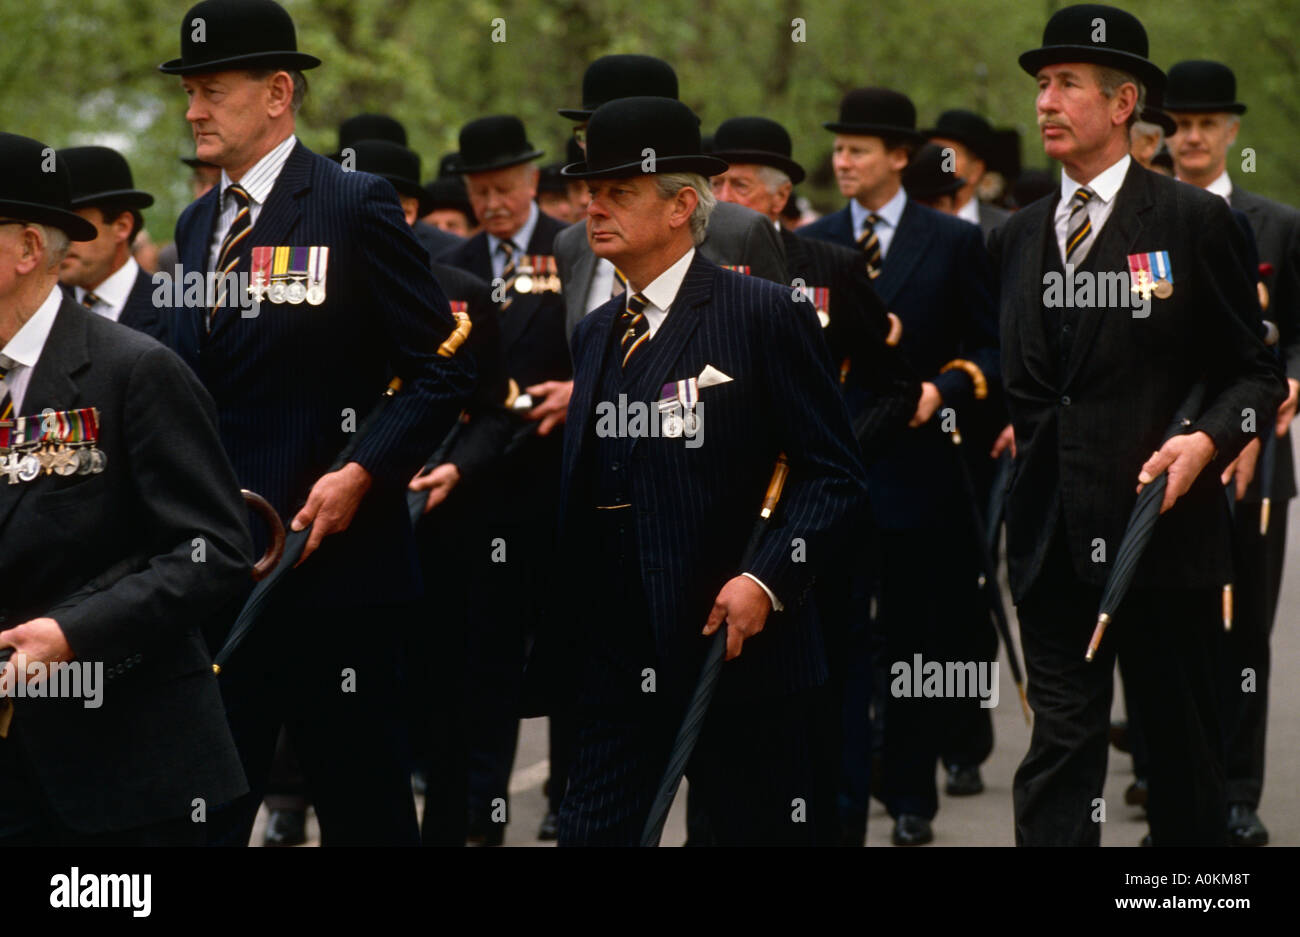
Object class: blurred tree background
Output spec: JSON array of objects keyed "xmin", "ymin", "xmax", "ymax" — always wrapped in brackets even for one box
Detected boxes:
[{"xmin": 3, "ymin": 0, "xmax": 1297, "ymax": 243}]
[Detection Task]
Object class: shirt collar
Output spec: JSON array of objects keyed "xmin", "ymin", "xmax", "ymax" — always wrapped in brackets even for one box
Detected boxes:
[
  {"xmin": 488, "ymin": 201, "xmax": 540, "ymax": 258},
  {"xmin": 220, "ymin": 133, "xmax": 297, "ymax": 207},
  {"xmin": 851, "ymin": 185, "xmax": 907, "ymax": 233},
  {"xmin": 76, "ymin": 256, "xmax": 138, "ymax": 311},
  {"xmin": 1061, "ymin": 153, "xmax": 1131, "ymax": 205},
  {"xmin": 956, "ymin": 197, "xmax": 981, "ymax": 225},
  {"xmin": 639, "ymin": 246, "xmax": 696, "ymax": 313},
  {"xmin": 1204, "ymin": 169, "xmax": 1233, "ymax": 203},
  {"xmin": 1, "ymin": 282, "xmax": 63, "ymax": 371}
]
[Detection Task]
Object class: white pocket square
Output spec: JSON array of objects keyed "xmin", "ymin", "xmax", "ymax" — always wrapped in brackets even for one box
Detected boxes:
[{"xmin": 698, "ymin": 364, "xmax": 733, "ymax": 388}]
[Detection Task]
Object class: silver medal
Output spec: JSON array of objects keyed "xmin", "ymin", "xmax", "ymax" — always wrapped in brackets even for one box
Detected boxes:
[
  {"xmin": 268, "ymin": 281, "xmax": 286, "ymax": 304},
  {"xmin": 286, "ymin": 279, "xmax": 307, "ymax": 304},
  {"xmin": 682, "ymin": 410, "xmax": 699, "ymax": 436},
  {"xmin": 306, "ymin": 283, "xmax": 326, "ymax": 305},
  {"xmin": 17, "ymin": 453, "xmax": 40, "ymax": 482},
  {"xmin": 662, "ymin": 410, "xmax": 683, "ymax": 438}
]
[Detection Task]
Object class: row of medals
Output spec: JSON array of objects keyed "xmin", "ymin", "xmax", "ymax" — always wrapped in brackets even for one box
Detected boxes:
[
  {"xmin": 659, "ymin": 404, "xmax": 699, "ymax": 438},
  {"xmin": 514, "ymin": 270, "xmax": 561, "ymax": 294},
  {"xmin": 3, "ymin": 441, "xmax": 106, "ymax": 484},
  {"xmin": 249, "ymin": 276, "xmax": 325, "ymax": 305}
]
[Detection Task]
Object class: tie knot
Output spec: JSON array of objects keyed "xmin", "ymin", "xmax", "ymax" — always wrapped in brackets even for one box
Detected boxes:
[
  {"xmin": 80, "ymin": 291, "xmax": 101, "ymax": 309},
  {"xmin": 500, "ymin": 240, "xmax": 516, "ymax": 259},
  {"xmin": 866, "ymin": 212, "xmax": 881, "ymax": 226},
  {"xmin": 226, "ymin": 184, "xmax": 250, "ymax": 208},
  {"xmin": 1071, "ymin": 186, "xmax": 1093, "ymax": 206}
]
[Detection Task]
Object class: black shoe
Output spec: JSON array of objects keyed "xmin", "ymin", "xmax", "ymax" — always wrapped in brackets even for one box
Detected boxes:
[
  {"xmin": 891, "ymin": 814, "xmax": 933, "ymax": 846},
  {"xmin": 1109, "ymin": 721, "xmax": 1130, "ymax": 754},
  {"xmin": 538, "ymin": 811, "xmax": 559, "ymax": 841},
  {"xmin": 466, "ymin": 809, "xmax": 505, "ymax": 847},
  {"xmin": 1125, "ymin": 778, "xmax": 1148, "ymax": 808},
  {"xmin": 945, "ymin": 765, "xmax": 984, "ymax": 796},
  {"xmin": 263, "ymin": 808, "xmax": 306, "ymax": 847},
  {"xmin": 1227, "ymin": 804, "xmax": 1269, "ymax": 846}
]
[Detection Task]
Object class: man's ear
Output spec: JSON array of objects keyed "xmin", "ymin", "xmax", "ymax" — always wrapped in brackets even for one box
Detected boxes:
[
  {"xmin": 671, "ymin": 184, "xmax": 699, "ymax": 231},
  {"xmin": 111, "ymin": 211, "xmax": 134, "ymax": 246},
  {"xmin": 265, "ymin": 70, "xmax": 294, "ymax": 118}
]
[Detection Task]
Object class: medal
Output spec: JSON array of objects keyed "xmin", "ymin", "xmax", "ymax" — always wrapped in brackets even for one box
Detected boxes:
[
  {"xmin": 267, "ymin": 245, "xmax": 291, "ymax": 303},
  {"xmin": 661, "ymin": 409, "xmax": 683, "ymax": 438},
  {"xmin": 1127, "ymin": 252, "xmax": 1155, "ymax": 301},
  {"xmin": 1151, "ymin": 250, "xmax": 1173, "ymax": 298},
  {"xmin": 515, "ymin": 272, "xmax": 534, "ymax": 294},
  {"xmin": 249, "ymin": 246, "xmax": 272, "ymax": 301},
  {"xmin": 51, "ymin": 444, "xmax": 79, "ymax": 476},
  {"xmin": 0, "ymin": 452, "xmax": 22, "ymax": 485},
  {"xmin": 306, "ymin": 246, "xmax": 329, "ymax": 305},
  {"xmin": 285, "ymin": 246, "xmax": 309, "ymax": 304},
  {"xmin": 722, "ymin": 264, "xmax": 752, "ymax": 276},
  {"xmin": 17, "ymin": 453, "xmax": 39, "ymax": 482}
]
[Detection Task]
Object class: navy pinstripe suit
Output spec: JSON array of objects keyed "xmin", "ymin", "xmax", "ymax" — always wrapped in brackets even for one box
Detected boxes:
[
  {"xmin": 556, "ymin": 253, "xmax": 868, "ymax": 844},
  {"xmin": 120, "ymin": 267, "xmax": 170, "ymax": 344},
  {"xmin": 168, "ymin": 140, "xmax": 474, "ymax": 845}
]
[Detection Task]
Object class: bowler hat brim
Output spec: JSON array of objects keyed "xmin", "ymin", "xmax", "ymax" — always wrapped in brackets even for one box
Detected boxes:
[
  {"xmin": 557, "ymin": 107, "xmax": 595, "ymax": 121},
  {"xmin": 157, "ymin": 50, "xmax": 321, "ymax": 75},
  {"xmin": 709, "ymin": 149, "xmax": 805, "ymax": 185},
  {"xmin": 823, "ymin": 122, "xmax": 925, "ymax": 143},
  {"xmin": 70, "ymin": 189, "xmax": 155, "ymax": 211},
  {"xmin": 908, "ymin": 176, "xmax": 966, "ymax": 200},
  {"xmin": 453, "ymin": 149, "xmax": 545, "ymax": 175},
  {"xmin": 1019, "ymin": 46, "xmax": 1166, "ymax": 96},
  {"xmin": 0, "ymin": 199, "xmax": 98, "ymax": 241},
  {"xmin": 561, "ymin": 154, "xmax": 729, "ymax": 180},
  {"xmin": 386, "ymin": 176, "xmax": 433, "ymax": 218},
  {"xmin": 1161, "ymin": 100, "xmax": 1247, "ymax": 115},
  {"xmin": 921, "ymin": 128, "xmax": 992, "ymax": 161}
]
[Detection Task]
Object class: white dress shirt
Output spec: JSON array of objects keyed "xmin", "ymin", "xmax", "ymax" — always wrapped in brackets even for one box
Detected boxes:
[
  {"xmin": 850, "ymin": 186, "xmax": 907, "ymax": 260},
  {"xmin": 208, "ymin": 133, "xmax": 298, "ymax": 272},
  {"xmin": 0, "ymin": 282, "xmax": 63, "ymax": 415},
  {"xmin": 1202, "ymin": 168, "xmax": 1233, "ymax": 204},
  {"xmin": 956, "ymin": 196, "xmax": 981, "ymax": 226},
  {"xmin": 584, "ymin": 256, "xmax": 618, "ymax": 314},
  {"xmin": 1054, "ymin": 153, "xmax": 1131, "ymax": 265},
  {"xmin": 75, "ymin": 256, "xmax": 139, "ymax": 324},
  {"xmin": 488, "ymin": 201, "xmax": 540, "ymax": 280}
]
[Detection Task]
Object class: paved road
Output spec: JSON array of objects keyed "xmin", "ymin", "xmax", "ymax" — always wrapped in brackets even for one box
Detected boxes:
[{"xmin": 257, "ymin": 441, "xmax": 1300, "ymax": 847}]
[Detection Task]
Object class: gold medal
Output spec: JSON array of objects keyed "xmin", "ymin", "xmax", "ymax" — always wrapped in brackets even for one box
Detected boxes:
[{"xmin": 1153, "ymin": 279, "xmax": 1172, "ymax": 299}]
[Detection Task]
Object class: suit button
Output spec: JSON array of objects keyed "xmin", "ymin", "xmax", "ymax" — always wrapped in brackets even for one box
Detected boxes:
[
  {"xmin": 1061, "ymin": 396, "xmax": 1072, "ymax": 406},
  {"xmin": 612, "ymin": 462, "xmax": 621, "ymax": 471}
]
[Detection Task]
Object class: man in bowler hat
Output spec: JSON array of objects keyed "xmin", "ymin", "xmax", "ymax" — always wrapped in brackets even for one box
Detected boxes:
[
  {"xmin": 159, "ymin": 0, "xmax": 474, "ymax": 845},
  {"xmin": 556, "ymin": 96, "xmax": 868, "ymax": 845},
  {"xmin": 992, "ymin": 4, "xmax": 1283, "ymax": 845}
]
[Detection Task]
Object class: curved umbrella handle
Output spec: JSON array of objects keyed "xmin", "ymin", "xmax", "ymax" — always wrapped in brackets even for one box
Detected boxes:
[{"xmin": 241, "ymin": 489, "xmax": 286, "ymax": 582}]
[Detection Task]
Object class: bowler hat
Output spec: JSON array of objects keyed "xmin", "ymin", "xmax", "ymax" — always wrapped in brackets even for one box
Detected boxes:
[
  {"xmin": 924, "ymin": 109, "xmax": 996, "ymax": 162},
  {"xmin": 345, "ymin": 139, "xmax": 432, "ymax": 217},
  {"xmin": 1162, "ymin": 60, "xmax": 1246, "ymax": 114},
  {"xmin": 59, "ymin": 146, "xmax": 154, "ymax": 210},
  {"xmin": 561, "ymin": 97, "xmax": 727, "ymax": 180},
  {"xmin": 824, "ymin": 88, "xmax": 925, "ymax": 143},
  {"xmin": 454, "ymin": 116, "xmax": 543, "ymax": 174},
  {"xmin": 422, "ymin": 174, "xmax": 475, "ymax": 223},
  {"xmin": 1139, "ymin": 106, "xmax": 1177, "ymax": 136},
  {"xmin": 1019, "ymin": 4, "xmax": 1165, "ymax": 96},
  {"xmin": 903, "ymin": 143, "xmax": 967, "ymax": 201},
  {"xmin": 158, "ymin": 0, "xmax": 321, "ymax": 75},
  {"xmin": 711, "ymin": 116, "xmax": 806, "ymax": 185},
  {"xmin": 558, "ymin": 55, "xmax": 679, "ymax": 121},
  {"xmin": 338, "ymin": 114, "xmax": 407, "ymax": 150},
  {"xmin": 0, "ymin": 133, "xmax": 97, "ymax": 241}
]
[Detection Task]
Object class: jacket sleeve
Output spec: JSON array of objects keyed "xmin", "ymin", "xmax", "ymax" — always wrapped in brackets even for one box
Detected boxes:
[
  {"xmin": 52, "ymin": 345, "xmax": 253, "ymax": 668},
  {"xmin": 347, "ymin": 177, "xmax": 477, "ymax": 489},
  {"xmin": 446, "ymin": 282, "xmax": 515, "ymax": 481},
  {"xmin": 932, "ymin": 223, "xmax": 1001, "ymax": 413}
]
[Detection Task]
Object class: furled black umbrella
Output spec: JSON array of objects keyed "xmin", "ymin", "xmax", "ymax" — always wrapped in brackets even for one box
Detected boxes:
[
  {"xmin": 640, "ymin": 454, "xmax": 791, "ymax": 847},
  {"xmin": 948, "ymin": 429, "xmax": 1030, "ymax": 724},
  {"xmin": 1086, "ymin": 381, "xmax": 1208, "ymax": 661},
  {"xmin": 213, "ymin": 377, "xmax": 404, "ymax": 671},
  {"xmin": 986, "ymin": 450, "xmax": 1012, "ymax": 558}
]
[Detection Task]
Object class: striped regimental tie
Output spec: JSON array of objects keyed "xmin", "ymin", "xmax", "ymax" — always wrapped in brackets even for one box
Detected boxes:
[
  {"xmin": 1064, "ymin": 186, "xmax": 1097, "ymax": 266},
  {"xmin": 209, "ymin": 183, "xmax": 252, "ymax": 330},
  {"xmin": 618, "ymin": 291, "xmax": 651, "ymax": 369},
  {"xmin": 857, "ymin": 212, "xmax": 882, "ymax": 279}
]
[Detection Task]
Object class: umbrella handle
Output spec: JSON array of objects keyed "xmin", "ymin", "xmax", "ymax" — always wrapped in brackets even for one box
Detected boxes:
[
  {"xmin": 885, "ymin": 312, "xmax": 903, "ymax": 347},
  {"xmin": 760, "ymin": 454, "xmax": 791, "ymax": 518},
  {"xmin": 241, "ymin": 489, "xmax": 286, "ymax": 582}
]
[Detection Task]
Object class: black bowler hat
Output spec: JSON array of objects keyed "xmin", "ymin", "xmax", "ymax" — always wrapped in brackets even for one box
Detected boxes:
[
  {"xmin": 558, "ymin": 55, "xmax": 679, "ymax": 121},
  {"xmin": 338, "ymin": 113, "xmax": 407, "ymax": 150},
  {"xmin": 902, "ymin": 143, "xmax": 966, "ymax": 201},
  {"xmin": 453, "ymin": 116, "xmax": 544, "ymax": 174},
  {"xmin": 59, "ymin": 146, "xmax": 154, "ymax": 211},
  {"xmin": 1162, "ymin": 60, "xmax": 1247, "ymax": 114},
  {"xmin": 562, "ymin": 97, "xmax": 727, "ymax": 180},
  {"xmin": 711, "ymin": 116, "xmax": 806, "ymax": 185},
  {"xmin": 537, "ymin": 161, "xmax": 568, "ymax": 195},
  {"xmin": 824, "ymin": 88, "xmax": 924, "ymax": 143},
  {"xmin": 345, "ymin": 139, "xmax": 432, "ymax": 217},
  {"xmin": 1019, "ymin": 4, "xmax": 1165, "ymax": 96},
  {"xmin": 158, "ymin": 0, "xmax": 321, "ymax": 75},
  {"xmin": 988, "ymin": 127, "xmax": 1022, "ymax": 181},
  {"xmin": 422, "ymin": 173, "xmax": 475, "ymax": 223},
  {"xmin": 1139, "ymin": 106, "xmax": 1177, "ymax": 136},
  {"xmin": 0, "ymin": 133, "xmax": 97, "ymax": 241},
  {"xmin": 924, "ymin": 109, "xmax": 996, "ymax": 162}
]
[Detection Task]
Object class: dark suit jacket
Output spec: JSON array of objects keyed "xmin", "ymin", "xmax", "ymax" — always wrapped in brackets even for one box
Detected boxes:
[
  {"xmin": 0, "ymin": 298, "xmax": 251, "ymax": 833},
  {"xmin": 989, "ymin": 160, "xmax": 1285, "ymax": 602},
  {"xmin": 978, "ymin": 200, "xmax": 1012, "ymax": 241},
  {"xmin": 415, "ymin": 219, "xmax": 463, "ymax": 264},
  {"xmin": 801, "ymin": 198, "xmax": 1000, "ymax": 528},
  {"xmin": 555, "ymin": 201, "xmax": 789, "ymax": 342},
  {"xmin": 120, "ymin": 267, "xmax": 169, "ymax": 344},
  {"xmin": 779, "ymin": 227, "xmax": 920, "ymax": 464},
  {"xmin": 1232, "ymin": 185, "xmax": 1300, "ymax": 503},
  {"xmin": 169, "ymin": 142, "xmax": 475, "ymax": 607},
  {"xmin": 437, "ymin": 213, "xmax": 572, "ymax": 527},
  {"xmin": 560, "ymin": 254, "xmax": 869, "ymax": 703}
]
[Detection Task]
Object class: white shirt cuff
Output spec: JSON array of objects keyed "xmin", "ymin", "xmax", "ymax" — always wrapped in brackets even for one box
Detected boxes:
[{"xmin": 742, "ymin": 572, "xmax": 783, "ymax": 612}]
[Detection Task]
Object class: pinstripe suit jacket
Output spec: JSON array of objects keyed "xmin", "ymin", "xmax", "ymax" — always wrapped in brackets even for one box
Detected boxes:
[
  {"xmin": 800, "ymin": 198, "xmax": 1000, "ymax": 528},
  {"xmin": 990, "ymin": 161, "xmax": 1285, "ymax": 602},
  {"xmin": 560, "ymin": 253, "xmax": 869, "ymax": 703},
  {"xmin": 169, "ymin": 141, "xmax": 475, "ymax": 606}
]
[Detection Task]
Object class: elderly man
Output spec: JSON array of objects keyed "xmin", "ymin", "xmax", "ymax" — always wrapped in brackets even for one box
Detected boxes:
[
  {"xmin": 56, "ymin": 146, "xmax": 167, "ymax": 342},
  {"xmin": 159, "ymin": 0, "xmax": 473, "ymax": 845},
  {"xmin": 1165, "ymin": 58, "xmax": 1300, "ymax": 847},
  {"xmin": 991, "ymin": 4, "xmax": 1283, "ymax": 845},
  {"xmin": 555, "ymin": 96, "xmax": 868, "ymax": 845},
  {"xmin": 0, "ymin": 132, "xmax": 251, "ymax": 845}
]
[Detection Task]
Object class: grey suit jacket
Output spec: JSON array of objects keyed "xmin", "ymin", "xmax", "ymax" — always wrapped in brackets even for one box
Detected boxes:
[
  {"xmin": 978, "ymin": 200, "xmax": 1011, "ymax": 241},
  {"xmin": 554, "ymin": 200, "xmax": 788, "ymax": 341}
]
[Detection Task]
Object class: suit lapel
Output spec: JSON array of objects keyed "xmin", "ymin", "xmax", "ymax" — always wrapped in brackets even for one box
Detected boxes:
[
  {"xmin": 562, "ymin": 302, "xmax": 619, "ymax": 507},
  {"xmin": 0, "ymin": 300, "xmax": 89, "ymax": 533},
  {"xmin": 872, "ymin": 200, "xmax": 927, "ymax": 307},
  {"xmin": 174, "ymin": 188, "xmax": 219, "ymax": 356},
  {"xmin": 1062, "ymin": 161, "xmax": 1154, "ymax": 388}
]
